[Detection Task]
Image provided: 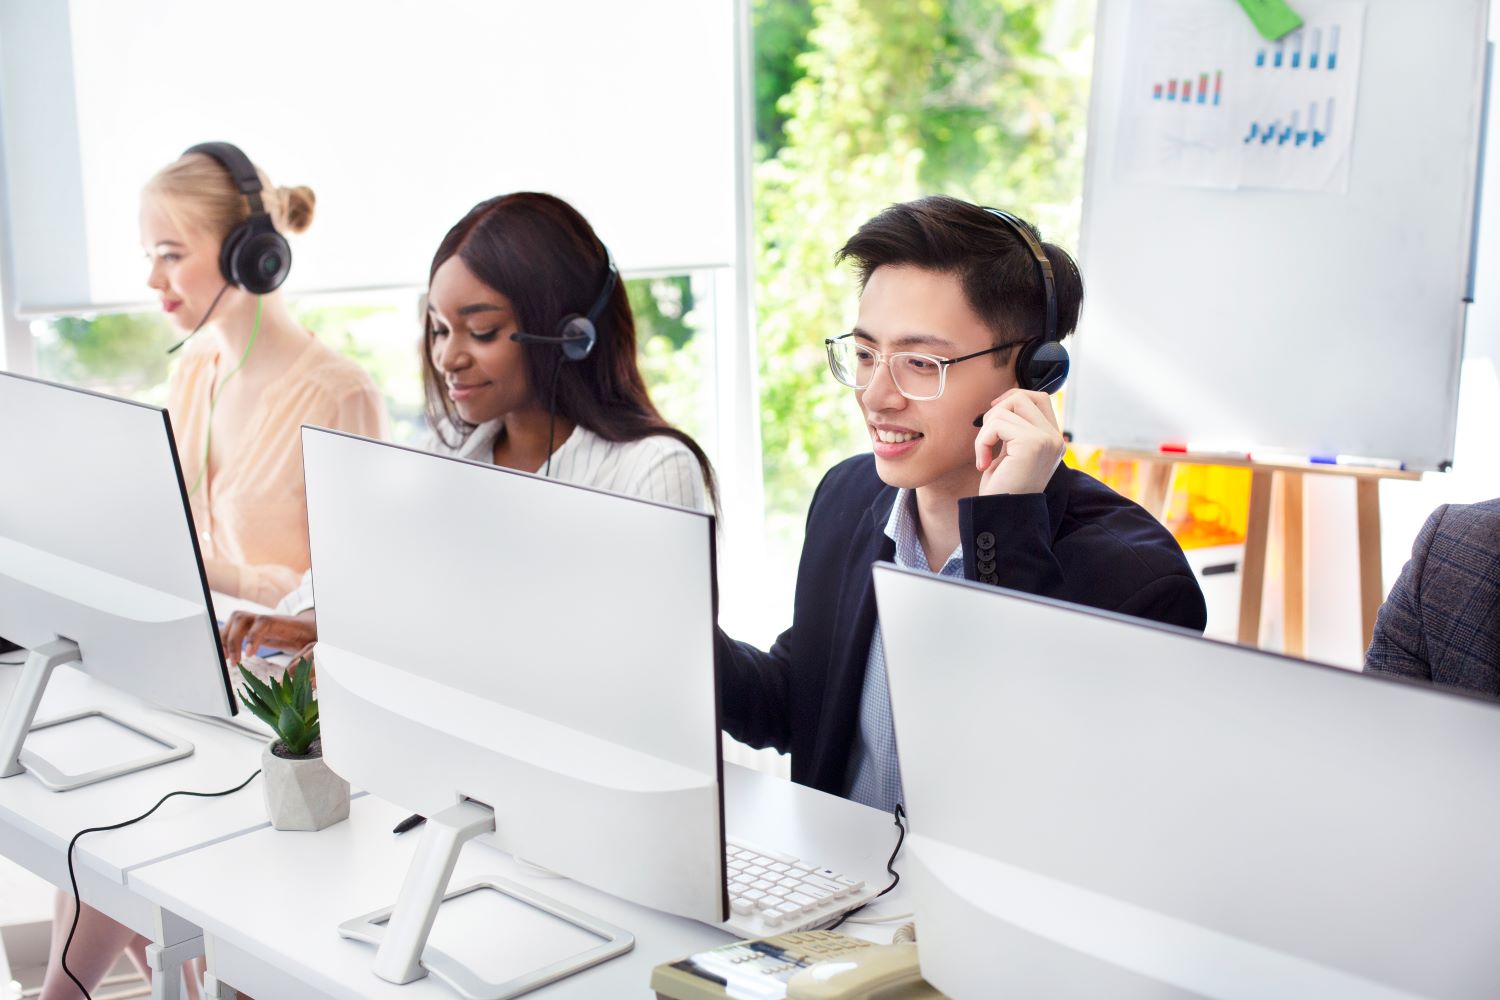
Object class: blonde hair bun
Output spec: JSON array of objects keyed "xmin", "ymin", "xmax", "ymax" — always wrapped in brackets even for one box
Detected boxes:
[
  {"xmin": 145, "ymin": 151, "xmax": 315, "ymax": 241},
  {"xmin": 276, "ymin": 185, "xmax": 316, "ymax": 234}
]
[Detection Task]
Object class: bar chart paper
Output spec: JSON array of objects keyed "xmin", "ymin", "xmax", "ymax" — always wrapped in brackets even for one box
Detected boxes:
[{"xmin": 1118, "ymin": 0, "xmax": 1366, "ymax": 193}]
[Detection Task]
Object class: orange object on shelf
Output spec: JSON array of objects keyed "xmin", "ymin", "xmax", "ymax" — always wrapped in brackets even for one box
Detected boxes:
[{"xmin": 1070, "ymin": 447, "xmax": 1251, "ymax": 550}]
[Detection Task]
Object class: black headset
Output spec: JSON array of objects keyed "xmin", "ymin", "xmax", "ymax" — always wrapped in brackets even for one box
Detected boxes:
[
  {"xmin": 982, "ymin": 207, "xmax": 1073, "ymax": 394},
  {"xmin": 509, "ymin": 254, "xmax": 619, "ymax": 362},
  {"xmin": 183, "ymin": 142, "xmax": 291, "ymax": 295}
]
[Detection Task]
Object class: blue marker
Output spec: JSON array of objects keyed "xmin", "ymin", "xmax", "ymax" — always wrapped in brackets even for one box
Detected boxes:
[{"xmin": 1309, "ymin": 454, "xmax": 1337, "ymax": 465}]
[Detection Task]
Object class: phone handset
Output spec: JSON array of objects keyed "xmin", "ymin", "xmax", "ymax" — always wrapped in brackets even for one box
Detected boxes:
[{"xmin": 786, "ymin": 942, "xmax": 941, "ymax": 1000}]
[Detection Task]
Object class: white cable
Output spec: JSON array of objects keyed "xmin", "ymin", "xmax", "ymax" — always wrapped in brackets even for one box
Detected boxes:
[{"xmin": 840, "ymin": 911, "xmax": 914, "ymax": 925}]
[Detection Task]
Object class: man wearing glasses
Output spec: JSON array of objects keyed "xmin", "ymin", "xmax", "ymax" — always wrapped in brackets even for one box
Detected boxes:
[{"xmin": 716, "ymin": 196, "xmax": 1206, "ymax": 810}]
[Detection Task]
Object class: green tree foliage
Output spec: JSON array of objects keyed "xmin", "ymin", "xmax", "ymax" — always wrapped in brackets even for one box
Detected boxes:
[
  {"xmin": 37, "ymin": 313, "xmax": 177, "ymax": 403},
  {"xmin": 753, "ymin": 0, "xmax": 1092, "ymax": 528},
  {"xmin": 630, "ymin": 275, "xmax": 710, "ymax": 446},
  {"xmin": 752, "ymin": 0, "xmax": 817, "ymax": 156}
]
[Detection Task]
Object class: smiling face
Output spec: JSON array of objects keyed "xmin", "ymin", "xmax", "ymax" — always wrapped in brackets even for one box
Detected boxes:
[
  {"xmin": 139, "ymin": 194, "xmax": 232, "ymax": 331},
  {"xmin": 853, "ymin": 265, "xmax": 1018, "ymax": 493},
  {"xmin": 426, "ymin": 255, "xmax": 533, "ymax": 425}
]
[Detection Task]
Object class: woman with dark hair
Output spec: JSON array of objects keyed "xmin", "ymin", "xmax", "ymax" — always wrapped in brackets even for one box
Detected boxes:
[
  {"xmin": 419, "ymin": 191, "xmax": 716, "ymax": 494},
  {"xmin": 220, "ymin": 192, "xmax": 715, "ymax": 664}
]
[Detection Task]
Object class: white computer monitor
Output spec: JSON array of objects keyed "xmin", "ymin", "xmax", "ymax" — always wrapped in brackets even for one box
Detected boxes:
[
  {"xmin": 302, "ymin": 427, "xmax": 724, "ymax": 994},
  {"xmin": 873, "ymin": 563, "xmax": 1500, "ymax": 1000},
  {"xmin": 0, "ymin": 372, "xmax": 233, "ymax": 790}
]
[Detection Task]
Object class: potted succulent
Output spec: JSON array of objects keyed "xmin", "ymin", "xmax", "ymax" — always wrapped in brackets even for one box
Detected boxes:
[{"xmin": 237, "ymin": 658, "xmax": 349, "ymax": 831}]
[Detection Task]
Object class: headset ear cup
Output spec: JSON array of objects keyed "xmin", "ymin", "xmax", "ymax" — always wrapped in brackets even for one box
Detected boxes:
[
  {"xmin": 219, "ymin": 223, "xmax": 249, "ymax": 288},
  {"xmin": 555, "ymin": 316, "xmax": 597, "ymax": 362},
  {"xmin": 221, "ymin": 216, "xmax": 290, "ymax": 294},
  {"xmin": 1015, "ymin": 339, "xmax": 1071, "ymax": 394}
]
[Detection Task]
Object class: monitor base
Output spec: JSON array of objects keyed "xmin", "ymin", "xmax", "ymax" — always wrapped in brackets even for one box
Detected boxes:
[
  {"xmin": 340, "ymin": 799, "xmax": 633, "ymax": 999},
  {"xmin": 0, "ymin": 639, "xmax": 194, "ymax": 791}
]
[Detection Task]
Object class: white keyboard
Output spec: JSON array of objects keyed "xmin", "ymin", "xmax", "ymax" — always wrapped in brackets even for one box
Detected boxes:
[{"xmin": 722, "ymin": 838, "xmax": 879, "ymax": 937}]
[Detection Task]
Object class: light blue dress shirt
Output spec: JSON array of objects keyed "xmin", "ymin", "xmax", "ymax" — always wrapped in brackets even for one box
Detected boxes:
[{"xmin": 846, "ymin": 488, "xmax": 965, "ymax": 812}]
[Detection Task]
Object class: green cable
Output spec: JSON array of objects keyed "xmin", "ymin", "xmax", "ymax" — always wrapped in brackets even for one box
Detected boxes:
[{"xmin": 187, "ymin": 295, "xmax": 262, "ymax": 498}]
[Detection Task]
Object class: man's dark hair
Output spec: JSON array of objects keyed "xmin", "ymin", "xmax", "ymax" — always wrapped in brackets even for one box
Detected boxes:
[{"xmin": 836, "ymin": 196, "xmax": 1084, "ymax": 362}]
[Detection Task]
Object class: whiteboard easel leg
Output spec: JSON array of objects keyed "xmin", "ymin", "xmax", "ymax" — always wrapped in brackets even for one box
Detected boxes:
[
  {"xmin": 1281, "ymin": 472, "xmax": 1306, "ymax": 658},
  {"xmin": 1356, "ymin": 478, "xmax": 1384, "ymax": 652},
  {"xmin": 1238, "ymin": 469, "xmax": 1275, "ymax": 646},
  {"xmin": 1141, "ymin": 461, "xmax": 1175, "ymax": 524}
]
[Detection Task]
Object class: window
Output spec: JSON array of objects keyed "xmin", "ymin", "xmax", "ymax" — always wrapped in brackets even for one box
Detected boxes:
[{"xmin": 29, "ymin": 275, "xmax": 716, "ymax": 458}]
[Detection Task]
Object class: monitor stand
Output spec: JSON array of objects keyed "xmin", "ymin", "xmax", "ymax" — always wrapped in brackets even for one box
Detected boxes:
[
  {"xmin": 338, "ymin": 799, "xmax": 635, "ymax": 1000},
  {"xmin": 0, "ymin": 638, "xmax": 194, "ymax": 791}
]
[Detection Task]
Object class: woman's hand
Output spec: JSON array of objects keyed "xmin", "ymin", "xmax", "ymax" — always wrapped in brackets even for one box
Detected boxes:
[{"xmin": 220, "ymin": 609, "xmax": 318, "ymax": 666}]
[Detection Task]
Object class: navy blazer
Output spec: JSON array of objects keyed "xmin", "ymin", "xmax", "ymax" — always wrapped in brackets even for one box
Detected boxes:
[
  {"xmin": 1364, "ymin": 499, "xmax": 1500, "ymax": 694},
  {"xmin": 716, "ymin": 454, "xmax": 1208, "ymax": 796}
]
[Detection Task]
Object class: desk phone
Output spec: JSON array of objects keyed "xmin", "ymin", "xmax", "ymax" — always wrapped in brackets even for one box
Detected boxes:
[{"xmin": 651, "ymin": 929, "xmax": 945, "ymax": 999}]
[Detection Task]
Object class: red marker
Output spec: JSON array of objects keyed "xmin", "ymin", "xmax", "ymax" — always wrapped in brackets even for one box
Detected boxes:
[{"xmin": 1159, "ymin": 443, "xmax": 1188, "ymax": 454}]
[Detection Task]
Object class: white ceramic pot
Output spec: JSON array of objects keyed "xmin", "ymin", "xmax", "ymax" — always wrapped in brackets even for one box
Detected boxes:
[{"xmin": 261, "ymin": 738, "xmax": 350, "ymax": 832}]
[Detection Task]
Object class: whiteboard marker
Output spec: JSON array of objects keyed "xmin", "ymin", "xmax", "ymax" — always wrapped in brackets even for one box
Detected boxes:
[
  {"xmin": 1336, "ymin": 455, "xmax": 1407, "ymax": 471},
  {"xmin": 1185, "ymin": 442, "xmax": 1251, "ymax": 460}
]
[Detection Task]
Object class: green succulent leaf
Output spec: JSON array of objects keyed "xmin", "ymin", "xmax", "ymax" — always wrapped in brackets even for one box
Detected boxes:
[
  {"xmin": 278, "ymin": 703, "xmax": 312, "ymax": 756},
  {"xmin": 237, "ymin": 664, "xmax": 275, "ymax": 708},
  {"xmin": 242, "ymin": 659, "xmax": 322, "ymax": 756},
  {"xmin": 236, "ymin": 667, "xmax": 282, "ymax": 730}
]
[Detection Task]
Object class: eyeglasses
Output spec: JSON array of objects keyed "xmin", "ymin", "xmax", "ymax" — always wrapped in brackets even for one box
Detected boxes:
[{"xmin": 824, "ymin": 333, "xmax": 1012, "ymax": 401}]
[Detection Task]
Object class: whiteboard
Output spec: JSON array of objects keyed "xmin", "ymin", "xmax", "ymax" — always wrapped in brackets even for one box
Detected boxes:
[
  {"xmin": 1069, "ymin": 0, "xmax": 1490, "ymax": 470},
  {"xmin": 0, "ymin": 0, "xmax": 737, "ymax": 315}
]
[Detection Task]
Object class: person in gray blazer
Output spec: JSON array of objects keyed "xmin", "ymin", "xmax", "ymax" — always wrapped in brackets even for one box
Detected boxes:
[{"xmin": 1364, "ymin": 498, "xmax": 1500, "ymax": 694}]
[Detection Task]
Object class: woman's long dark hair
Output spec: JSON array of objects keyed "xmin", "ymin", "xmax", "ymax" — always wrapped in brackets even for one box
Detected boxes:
[{"xmin": 421, "ymin": 192, "xmax": 717, "ymax": 507}]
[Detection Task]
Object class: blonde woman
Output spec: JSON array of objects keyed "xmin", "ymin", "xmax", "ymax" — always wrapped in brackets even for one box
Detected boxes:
[
  {"xmin": 39, "ymin": 143, "xmax": 387, "ymax": 1000},
  {"xmin": 145, "ymin": 142, "xmax": 387, "ymax": 605}
]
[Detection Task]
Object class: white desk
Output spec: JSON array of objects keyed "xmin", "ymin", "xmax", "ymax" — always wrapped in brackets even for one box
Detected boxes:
[
  {"xmin": 0, "ymin": 661, "xmax": 268, "ymax": 999},
  {"xmin": 129, "ymin": 764, "xmax": 910, "ymax": 999}
]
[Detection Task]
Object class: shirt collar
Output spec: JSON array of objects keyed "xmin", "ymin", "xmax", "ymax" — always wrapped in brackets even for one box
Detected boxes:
[
  {"xmin": 458, "ymin": 419, "xmax": 586, "ymax": 473},
  {"xmin": 883, "ymin": 487, "xmax": 963, "ymax": 571}
]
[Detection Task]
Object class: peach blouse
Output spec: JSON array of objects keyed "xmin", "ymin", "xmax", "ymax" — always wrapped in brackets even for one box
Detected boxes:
[{"xmin": 166, "ymin": 334, "xmax": 388, "ymax": 607}]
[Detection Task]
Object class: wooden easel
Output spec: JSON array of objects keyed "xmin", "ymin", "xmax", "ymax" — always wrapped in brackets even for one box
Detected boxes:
[{"xmin": 1103, "ymin": 450, "xmax": 1421, "ymax": 655}]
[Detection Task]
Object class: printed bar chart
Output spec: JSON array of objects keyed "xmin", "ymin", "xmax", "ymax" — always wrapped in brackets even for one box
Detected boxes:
[
  {"xmin": 1256, "ymin": 24, "xmax": 1344, "ymax": 71},
  {"xmin": 1151, "ymin": 69, "xmax": 1223, "ymax": 106},
  {"xmin": 1242, "ymin": 98, "xmax": 1334, "ymax": 148}
]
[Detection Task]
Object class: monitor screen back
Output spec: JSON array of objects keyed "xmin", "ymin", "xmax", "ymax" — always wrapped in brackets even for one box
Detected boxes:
[
  {"xmin": 304, "ymin": 428, "xmax": 724, "ymax": 922},
  {"xmin": 875, "ymin": 565, "xmax": 1500, "ymax": 999},
  {"xmin": 0, "ymin": 372, "xmax": 229, "ymax": 715}
]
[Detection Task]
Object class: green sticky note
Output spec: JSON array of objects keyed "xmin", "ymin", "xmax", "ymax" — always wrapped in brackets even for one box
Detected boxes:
[{"xmin": 1234, "ymin": 0, "xmax": 1304, "ymax": 41}]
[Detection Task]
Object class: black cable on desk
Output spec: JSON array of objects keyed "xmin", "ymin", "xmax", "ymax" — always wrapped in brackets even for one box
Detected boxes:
[
  {"xmin": 827, "ymin": 802, "xmax": 906, "ymax": 931},
  {"xmin": 61, "ymin": 769, "xmax": 261, "ymax": 1000}
]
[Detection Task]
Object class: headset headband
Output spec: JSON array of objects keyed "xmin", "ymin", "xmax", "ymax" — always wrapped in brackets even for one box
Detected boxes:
[
  {"xmin": 184, "ymin": 141, "xmax": 267, "ymax": 216},
  {"xmin": 983, "ymin": 207, "xmax": 1057, "ymax": 344},
  {"xmin": 585, "ymin": 257, "xmax": 620, "ymax": 325}
]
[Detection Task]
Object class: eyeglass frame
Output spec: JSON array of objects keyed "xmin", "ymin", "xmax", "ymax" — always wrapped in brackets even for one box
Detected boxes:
[{"xmin": 823, "ymin": 332, "xmax": 1021, "ymax": 401}]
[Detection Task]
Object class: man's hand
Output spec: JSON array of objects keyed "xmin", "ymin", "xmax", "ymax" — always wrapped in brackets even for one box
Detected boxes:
[
  {"xmin": 974, "ymin": 388, "xmax": 1066, "ymax": 496},
  {"xmin": 220, "ymin": 609, "xmax": 318, "ymax": 666}
]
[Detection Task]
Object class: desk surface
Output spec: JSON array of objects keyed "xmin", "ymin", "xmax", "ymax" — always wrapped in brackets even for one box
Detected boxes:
[
  {"xmin": 0, "ymin": 661, "xmax": 267, "ymax": 931},
  {"xmin": 130, "ymin": 765, "xmax": 910, "ymax": 999}
]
